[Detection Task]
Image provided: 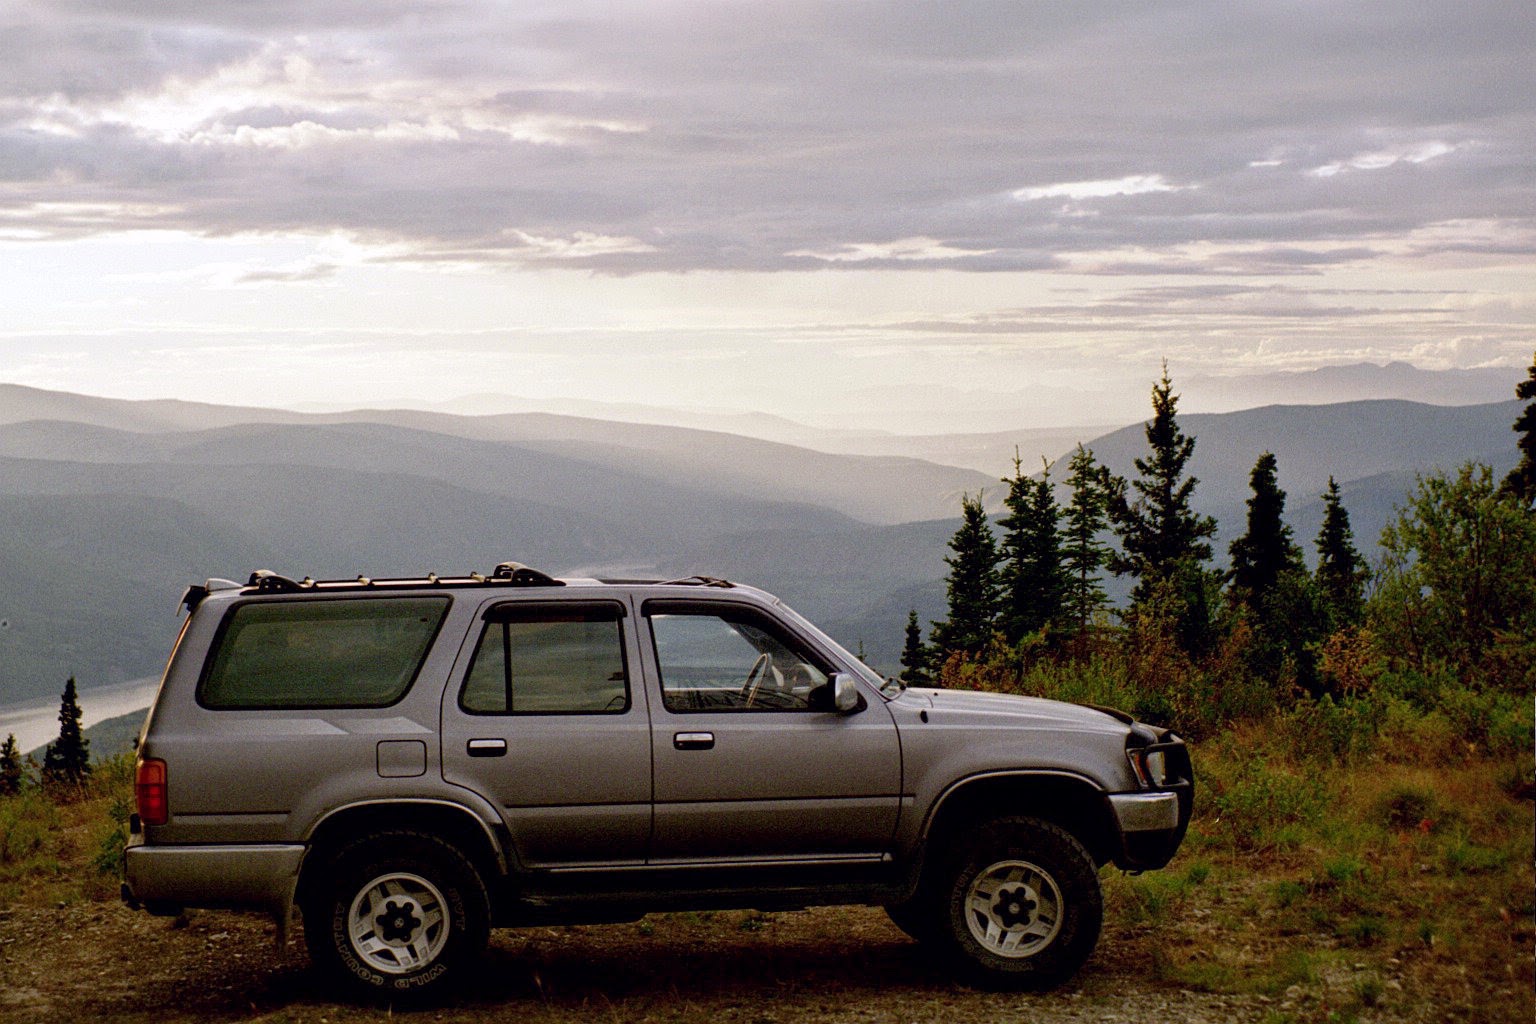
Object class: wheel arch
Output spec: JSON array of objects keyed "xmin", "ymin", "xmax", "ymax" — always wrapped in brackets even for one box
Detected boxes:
[
  {"xmin": 297, "ymin": 800, "xmax": 508, "ymax": 904},
  {"xmin": 922, "ymin": 771, "xmax": 1120, "ymax": 867}
]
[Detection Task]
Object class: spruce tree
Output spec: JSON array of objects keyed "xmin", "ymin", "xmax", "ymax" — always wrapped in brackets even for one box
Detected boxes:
[
  {"xmin": 1314, "ymin": 476, "xmax": 1367, "ymax": 631},
  {"xmin": 1501, "ymin": 350, "xmax": 1536, "ymax": 506},
  {"xmin": 1108, "ymin": 365, "xmax": 1218, "ymax": 652},
  {"xmin": 41, "ymin": 676, "xmax": 91, "ymax": 790},
  {"xmin": 0, "ymin": 734, "xmax": 22, "ymax": 796},
  {"xmin": 997, "ymin": 456, "xmax": 1066, "ymax": 644},
  {"xmin": 1229, "ymin": 452, "xmax": 1324, "ymax": 689},
  {"xmin": 1060, "ymin": 444, "xmax": 1117, "ymax": 645},
  {"xmin": 1229, "ymin": 452, "xmax": 1303, "ymax": 604},
  {"xmin": 899, "ymin": 609, "xmax": 929, "ymax": 684},
  {"xmin": 929, "ymin": 493, "xmax": 1002, "ymax": 659}
]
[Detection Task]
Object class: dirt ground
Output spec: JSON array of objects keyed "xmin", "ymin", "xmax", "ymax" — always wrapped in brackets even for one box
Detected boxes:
[{"xmin": 0, "ymin": 895, "xmax": 1521, "ymax": 1024}]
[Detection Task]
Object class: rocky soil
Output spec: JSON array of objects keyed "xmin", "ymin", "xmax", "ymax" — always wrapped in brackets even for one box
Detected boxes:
[{"xmin": 0, "ymin": 897, "xmax": 1520, "ymax": 1024}]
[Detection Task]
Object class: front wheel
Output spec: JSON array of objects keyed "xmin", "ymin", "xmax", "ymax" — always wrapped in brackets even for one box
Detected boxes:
[
  {"xmin": 303, "ymin": 831, "xmax": 490, "ymax": 1000},
  {"xmin": 933, "ymin": 816, "xmax": 1101, "ymax": 989}
]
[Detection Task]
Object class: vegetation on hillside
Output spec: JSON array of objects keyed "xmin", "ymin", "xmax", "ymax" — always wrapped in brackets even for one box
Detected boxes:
[
  {"xmin": 922, "ymin": 359, "xmax": 1535, "ymax": 739},
  {"xmin": 911, "ymin": 359, "xmax": 1536, "ymax": 1017}
]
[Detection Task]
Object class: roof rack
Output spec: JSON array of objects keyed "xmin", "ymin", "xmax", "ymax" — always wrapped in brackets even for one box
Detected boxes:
[{"xmin": 240, "ymin": 562, "xmax": 566, "ymax": 595}]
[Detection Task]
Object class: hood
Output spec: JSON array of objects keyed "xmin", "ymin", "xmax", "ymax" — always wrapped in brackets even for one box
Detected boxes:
[{"xmin": 896, "ymin": 687, "xmax": 1130, "ymax": 735}]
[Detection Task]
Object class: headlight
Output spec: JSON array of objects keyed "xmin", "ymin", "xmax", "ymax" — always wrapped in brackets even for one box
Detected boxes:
[{"xmin": 1129, "ymin": 747, "xmax": 1170, "ymax": 788}]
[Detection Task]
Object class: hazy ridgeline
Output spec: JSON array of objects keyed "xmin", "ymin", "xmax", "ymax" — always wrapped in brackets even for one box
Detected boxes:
[{"xmin": 0, "ymin": 382, "xmax": 1521, "ymax": 704}]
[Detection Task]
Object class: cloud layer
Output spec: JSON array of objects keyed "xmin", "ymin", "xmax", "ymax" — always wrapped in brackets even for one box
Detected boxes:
[{"xmin": 3, "ymin": 0, "xmax": 1530, "ymax": 274}]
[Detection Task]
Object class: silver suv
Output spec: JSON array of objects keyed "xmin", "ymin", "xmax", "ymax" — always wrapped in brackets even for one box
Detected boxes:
[{"xmin": 122, "ymin": 564, "xmax": 1192, "ymax": 997}]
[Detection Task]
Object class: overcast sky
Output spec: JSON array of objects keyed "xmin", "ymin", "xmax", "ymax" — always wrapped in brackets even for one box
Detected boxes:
[{"xmin": 1, "ymin": 1, "xmax": 1531, "ymax": 430}]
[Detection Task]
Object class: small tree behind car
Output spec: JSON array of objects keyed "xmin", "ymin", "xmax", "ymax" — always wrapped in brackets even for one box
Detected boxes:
[{"xmin": 41, "ymin": 676, "xmax": 91, "ymax": 793}]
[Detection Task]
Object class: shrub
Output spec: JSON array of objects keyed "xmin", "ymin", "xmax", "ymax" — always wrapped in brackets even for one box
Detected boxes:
[
  {"xmin": 1375, "ymin": 785, "xmax": 1440, "ymax": 831},
  {"xmin": 1370, "ymin": 463, "xmax": 1536, "ymax": 682},
  {"xmin": 1283, "ymin": 694, "xmax": 1384, "ymax": 762},
  {"xmin": 1207, "ymin": 756, "xmax": 1326, "ymax": 850},
  {"xmin": 0, "ymin": 791, "xmax": 60, "ymax": 876},
  {"xmin": 1437, "ymin": 685, "xmax": 1532, "ymax": 758}
]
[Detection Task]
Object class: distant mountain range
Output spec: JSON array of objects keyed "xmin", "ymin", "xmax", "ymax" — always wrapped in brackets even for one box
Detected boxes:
[
  {"xmin": 1184, "ymin": 362, "xmax": 1518, "ymax": 413},
  {"xmin": 0, "ymin": 382, "xmax": 1522, "ymax": 705}
]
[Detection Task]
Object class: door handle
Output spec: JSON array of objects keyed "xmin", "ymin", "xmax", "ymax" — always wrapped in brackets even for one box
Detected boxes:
[
  {"xmin": 467, "ymin": 738, "xmax": 507, "ymax": 757},
  {"xmin": 673, "ymin": 732, "xmax": 715, "ymax": 750}
]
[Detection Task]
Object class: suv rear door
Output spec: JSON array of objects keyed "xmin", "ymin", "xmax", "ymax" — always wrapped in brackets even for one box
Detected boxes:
[{"xmin": 440, "ymin": 598, "xmax": 652, "ymax": 869}]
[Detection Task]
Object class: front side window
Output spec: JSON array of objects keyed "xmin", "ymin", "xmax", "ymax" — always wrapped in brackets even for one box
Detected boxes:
[
  {"xmin": 648, "ymin": 607, "xmax": 829, "ymax": 712},
  {"xmin": 200, "ymin": 597, "xmax": 450, "ymax": 709},
  {"xmin": 460, "ymin": 603, "xmax": 628, "ymax": 714}
]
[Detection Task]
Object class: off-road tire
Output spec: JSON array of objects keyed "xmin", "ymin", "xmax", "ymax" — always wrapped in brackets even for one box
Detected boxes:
[
  {"xmin": 931, "ymin": 816, "xmax": 1101, "ymax": 989},
  {"xmin": 302, "ymin": 830, "xmax": 490, "ymax": 1001}
]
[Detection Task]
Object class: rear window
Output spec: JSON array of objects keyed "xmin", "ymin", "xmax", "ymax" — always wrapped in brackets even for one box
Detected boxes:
[{"xmin": 199, "ymin": 597, "xmax": 450, "ymax": 709}]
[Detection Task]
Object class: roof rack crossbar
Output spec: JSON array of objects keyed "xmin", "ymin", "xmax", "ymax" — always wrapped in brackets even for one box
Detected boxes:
[{"xmin": 658, "ymin": 575, "xmax": 735, "ymax": 588}]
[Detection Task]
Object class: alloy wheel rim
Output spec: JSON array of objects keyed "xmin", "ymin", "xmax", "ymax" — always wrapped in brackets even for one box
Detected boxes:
[
  {"xmin": 963, "ymin": 858, "xmax": 1063, "ymax": 958},
  {"xmin": 346, "ymin": 871, "xmax": 450, "ymax": 974}
]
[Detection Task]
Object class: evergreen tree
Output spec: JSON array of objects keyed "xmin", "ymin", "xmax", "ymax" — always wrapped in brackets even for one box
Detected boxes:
[
  {"xmin": 1501, "ymin": 350, "xmax": 1536, "ymax": 506},
  {"xmin": 41, "ymin": 676, "xmax": 90, "ymax": 790},
  {"xmin": 1229, "ymin": 452, "xmax": 1303, "ymax": 604},
  {"xmin": 0, "ymin": 734, "xmax": 22, "ymax": 797},
  {"xmin": 929, "ymin": 493, "xmax": 1002, "ymax": 659},
  {"xmin": 1108, "ymin": 365, "xmax": 1218, "ymax": 653},
  {"xmin": 899, "ymin": 609, "xmax": 929, "ymax": 685},
  {"xmin": 997, "ymin": 456, "xmax": 1067, "ymax": 644},
  {"xmin": 1314, "ymin": 477, "xmax": 1367, "ymax": 631},
  {"xmin": 1060, "ymin": 444, "xmax": 1117, "ymax": 644},
  {"xmin": 1228, "ymin": 452, "xmax": 1323, "ymax": 688}
]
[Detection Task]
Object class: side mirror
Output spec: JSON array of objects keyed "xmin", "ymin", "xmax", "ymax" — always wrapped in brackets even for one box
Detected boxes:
[{"xmin": 831, "ymin": 672, "xmax": 861, "ymax": 714}]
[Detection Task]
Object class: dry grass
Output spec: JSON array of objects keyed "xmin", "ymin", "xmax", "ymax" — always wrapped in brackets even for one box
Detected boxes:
[{"xmin": 1, "ymin": 723, "xmax": 1531, "ymax": 1024}]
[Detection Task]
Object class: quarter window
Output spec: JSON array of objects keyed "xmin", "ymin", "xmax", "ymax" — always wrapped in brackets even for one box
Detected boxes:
[
  {"xmin": 461, "ymin": 603, "xmax": 628, "ymax": 714},
  {"xmin": 200, "ymin": 597, "xmax": 449, "ymax": 709}
]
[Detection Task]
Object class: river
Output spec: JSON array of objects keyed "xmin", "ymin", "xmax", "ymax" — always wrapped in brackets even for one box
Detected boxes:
[{"xmin": 0, "ymin": 677, "xmax": 159, "ymax": 755}]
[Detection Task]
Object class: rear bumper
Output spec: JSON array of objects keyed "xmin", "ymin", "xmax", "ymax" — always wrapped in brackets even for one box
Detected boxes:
[{"xmin": 122, "ymin": 837, "xmax": 305, "ymax": 916}]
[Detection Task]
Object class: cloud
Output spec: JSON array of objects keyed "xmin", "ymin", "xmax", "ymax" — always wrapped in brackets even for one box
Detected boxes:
[
  {"xmin": 0, "ymin": 0, "xmax": 1528, "ymax": 279},
  {"xmin": 1310, "ymin": 140, "xmax": 1458, "ymax": 178},
  {"xmin": 1012, "ymin": 175, "xmax": 1190, "ymax": 202},
  {"xmin": 787, "ymin": 237, "xmax": 996, "ymax": 264}
]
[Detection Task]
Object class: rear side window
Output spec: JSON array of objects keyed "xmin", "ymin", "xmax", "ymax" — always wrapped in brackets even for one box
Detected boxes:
[
  {"xmin": 460, "ymin": 602, "xmax": 628, "ymax": 715},
  {"xmin": 200, "ymin": 597, "xmax": 450, "ymax": 709}
]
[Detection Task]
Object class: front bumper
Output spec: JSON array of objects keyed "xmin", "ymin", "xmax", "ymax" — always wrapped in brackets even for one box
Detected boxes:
[
  {"xmin": 1107, "ymin": 777, "xmax": 1194, "ymax": 871},
  {"xmin": 122, "ymin": 837, "xmax": 305, "ymax": 917}
]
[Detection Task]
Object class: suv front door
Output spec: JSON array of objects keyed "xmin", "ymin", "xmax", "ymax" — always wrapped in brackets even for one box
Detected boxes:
[{"xmin": 641, "ymin": 599, "xmax": 901, "ymax": 865}]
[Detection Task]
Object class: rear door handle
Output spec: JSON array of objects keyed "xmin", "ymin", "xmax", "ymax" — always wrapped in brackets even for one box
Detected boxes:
[
  {"xmin": 467, "ymin": 738, "xmax": 507, "ymax": 757},
  {"xmin": 673, "ymin": 732, "xmax": 715, "ymax": 750}
]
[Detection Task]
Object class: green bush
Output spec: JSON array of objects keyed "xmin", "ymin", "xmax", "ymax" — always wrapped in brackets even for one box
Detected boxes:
[
  {"xmin": 1283, "ymin": 694, "xmax": 1385, "ymax": 762},
  {"xmin": 1207, "ymin": 756, "xmax": 1327, "ymax": 850},
  {"xmin": 1438, "ymin": 685, "xmax": 1532, "ymax": 757},
  {"xmin": 0, "ymin": 791, "xmax": 60, "ymax": 875}
]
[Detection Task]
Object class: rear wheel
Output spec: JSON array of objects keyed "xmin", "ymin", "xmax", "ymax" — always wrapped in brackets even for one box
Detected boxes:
[
  {"xmin": 303, "ymin": 830, "xmax": 490, "ymax": 1000},
  {"xmin": 931, "ymin": 816, "xmax": 1101, "ymax": 989}
]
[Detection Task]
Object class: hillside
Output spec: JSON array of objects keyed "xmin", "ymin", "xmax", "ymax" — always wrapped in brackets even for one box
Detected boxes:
[
  {"xmin": 0, "ymin": 385, "xmax": 996, "ymax": 526},
  {"xmin": 0, "ymin": 385, "xmax": 1521, "ymax": 703}
]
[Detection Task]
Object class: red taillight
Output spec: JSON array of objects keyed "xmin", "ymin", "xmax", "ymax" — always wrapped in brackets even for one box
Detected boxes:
[{"xmin": 136, "ymin": 758, "xmax": 168, "ymax": 826}]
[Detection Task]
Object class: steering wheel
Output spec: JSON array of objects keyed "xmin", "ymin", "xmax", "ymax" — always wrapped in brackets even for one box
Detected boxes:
[{"xmin": 740, "ymin": 652, "xmax": 783, "ymax": 706}]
